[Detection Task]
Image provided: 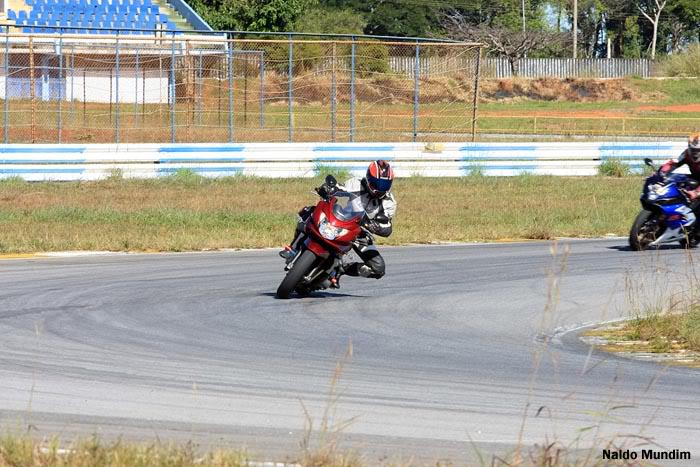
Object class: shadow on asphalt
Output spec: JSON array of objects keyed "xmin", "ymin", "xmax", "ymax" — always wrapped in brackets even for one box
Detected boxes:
[
  {"xmin": 259, "ymin": 292, "xmax": 366, "ymax": 300},
  {"xmin": 607, "ymin": 244, "xmax": 687, "ymax": 252}
]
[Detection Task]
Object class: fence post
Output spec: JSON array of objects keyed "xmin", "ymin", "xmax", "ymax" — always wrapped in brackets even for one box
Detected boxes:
[
  {"xmin": 413, "ymin": 40, "xmax": 419, "ymax": 142},
  {"xmin": 70, "ymin": 46, "xmax": 74, "ymax": 125},
  {"xmin": 58, "ymin": 33, "xmax": 63, "ymax": 143},
  {"xmin": 288, "ymin": 33, "xmax": 293, "ymax": 143},
  {"xmin": 185, "ymin": 40, "xmax": 191, "ymax": 142},
  {"xmin": 4, "ymin": 27, "xmax": 9, "ymax": 144},
  {"xmin": 82, "ymin": 70, "xmax": 86, "ymax": 125},
  {"xmin": 350, "ymin": 37, "xmax": 355, "ymax": 142},
  {"xmin": 30, "ymin": 36, "xmax": 35, "ymax": 143},
  {"xmin": 228, "ymin": 35, "xmax": 234, "ymax": 142},
  {"xmin": 259, "ymin": 50, "xmax": 264, "ymax": 128},
  {"xmin": 170, "ymin": 34, "xmax": 176, "ymax": 143},
  {"xmin": 331, "ymin": 41, "xmax": 336, "ymax": 142},
  {"xmin": 115, "ymin": 32, "xmax": 120, "ymax": 144},
  {"xmin": 134, "ymin": 48, "xmax": 139, "ymax": 128},
  {"xmin": 197, "ymin": 51, "xmax": 202, "ymax": 126},
  {"xmin": 471, "ymin": 46, "xmax": 482, "ymax": 143},
  {"xmin": 243, "ymin": 52, "xmax": 248, "ymax": 127}
]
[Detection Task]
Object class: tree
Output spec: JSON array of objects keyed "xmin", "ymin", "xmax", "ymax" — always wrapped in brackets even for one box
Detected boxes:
[
  {"xmin": 293, "ymin": 6, "xmax": 366, "ymax": 34},
  {"xmin": 638, "ymin": 0, "xmax": 667, "ymax": 59},
  {"xmin": 442, "ymin": 9, "xmax": 568, "ymax": 76},
  {"xmin": 320, "ymin": 0, "xmax": 441, "ymax": 37},
  {"xmin": 663, "ymin": 0, "xmax": 700, "ymax": 53},
  {"xmin": 189, "ymin": 0, "xmax": 317, "ymax": 32},
  {"xmin": 622, "ymin": 15, "xmax": 642, "ymax": 58}
]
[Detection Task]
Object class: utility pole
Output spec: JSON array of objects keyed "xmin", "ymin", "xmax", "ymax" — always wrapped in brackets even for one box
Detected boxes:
[
  {"xmin": 573, "ymin": 0, "xmax": 578, "ymax": 58},
  {"xmin": 522, "ymin": 0, "xmax": 526, "ymax": 32}
]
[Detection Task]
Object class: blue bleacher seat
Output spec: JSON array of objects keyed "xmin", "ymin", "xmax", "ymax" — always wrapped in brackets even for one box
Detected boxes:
[
  {"xmin": 19, "ymin": 0, "xmax": 182, "ymax": 36},
  {"xmin": 7, "ymin": 9, "xmax": 16, "ymax": 21}
]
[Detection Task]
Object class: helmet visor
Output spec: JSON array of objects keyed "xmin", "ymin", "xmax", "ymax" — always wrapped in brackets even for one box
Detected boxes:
[{"xmin": 368, "ymin": 177, "xmax": 392, "ymax": 195}]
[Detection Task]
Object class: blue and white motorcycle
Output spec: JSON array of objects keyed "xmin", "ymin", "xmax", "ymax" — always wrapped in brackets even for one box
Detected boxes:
[{"xmin": 629, "ymin": 158, "xmax": 699, "ymax": 251}]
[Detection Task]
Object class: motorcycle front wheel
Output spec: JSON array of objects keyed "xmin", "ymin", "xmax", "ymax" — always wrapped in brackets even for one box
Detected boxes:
[
  {"xmin": 629, "ymin": 209, "xmax": 664, "ymax": 251},
  {"xmin": 276, "ymin": 249, "xmax": 317, "ymax": 299}
]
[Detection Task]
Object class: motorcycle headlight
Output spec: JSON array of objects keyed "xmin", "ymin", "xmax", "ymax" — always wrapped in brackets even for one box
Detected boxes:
[{"xmin": 318, "ymin": 213, "xmax": 347, "ymax": 240}]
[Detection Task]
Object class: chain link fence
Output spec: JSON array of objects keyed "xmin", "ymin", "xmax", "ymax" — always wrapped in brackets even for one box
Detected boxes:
[{"xmin": 0, "ymin": 30, "xmax": 484, "ymax": 144}]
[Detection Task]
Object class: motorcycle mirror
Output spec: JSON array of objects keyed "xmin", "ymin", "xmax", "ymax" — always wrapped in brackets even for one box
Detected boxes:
[
  {"xmin": 325, "ymin": 175, "xmax": 337, "ymax": 188},
  {"xmin": 644, "ymin": 158, "xmax": 654, "ymax": 167}
]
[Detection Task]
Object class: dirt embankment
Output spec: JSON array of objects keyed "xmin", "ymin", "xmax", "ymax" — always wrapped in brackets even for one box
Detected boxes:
[
  {"xmin": 479, "ymin": 77, "xmax": 659, "ymax": 103},
  {"xmin": 258, "ymin": 73, "xmax": 660, "ymax": 106}
]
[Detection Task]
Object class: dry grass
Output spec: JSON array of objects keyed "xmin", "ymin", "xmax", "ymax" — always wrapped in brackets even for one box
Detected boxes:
[
  {"xmin": 479, "ymin": 77, "xmax": 647, "ymax": 103},
  {"xmin": 0, "ymin": 174, "xmax": 641, "ymax": 253},
  {"xmin": 0, "ymin": 436, "xmax": 249, "ymax": 467},
  {"xmin": 583, "ymin": 247, "xmax": 700, "ymax": 364}
]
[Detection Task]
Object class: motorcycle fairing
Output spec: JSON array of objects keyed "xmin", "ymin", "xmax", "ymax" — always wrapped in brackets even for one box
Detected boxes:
[{"xmin": 660, "ymin": 204, "xmax": 696, "ymax": 229}]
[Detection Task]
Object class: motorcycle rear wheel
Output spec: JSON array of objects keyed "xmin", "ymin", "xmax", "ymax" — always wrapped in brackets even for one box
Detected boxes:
[
  {"xmin": 276, "ymin": 249, "xmax": 317, "ymax": 299},
  {"xmin": 629, "ymin": 209, "xmax": 664, "ymax": 251}
]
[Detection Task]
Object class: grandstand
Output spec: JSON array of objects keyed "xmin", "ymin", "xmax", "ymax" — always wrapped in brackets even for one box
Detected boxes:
[
  {"xmin": 0, "ymin": 0, "xmax": 216, "ymax": 104},
  {"xmin": 3, "ymin": 0, "xmax": 212, "ymax": 35}
]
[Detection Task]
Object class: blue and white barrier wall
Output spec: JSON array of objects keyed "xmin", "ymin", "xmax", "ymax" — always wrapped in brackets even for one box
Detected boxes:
[{"xmin": 0, "ymin": 141, "xmax": 687, "ymax": 181}]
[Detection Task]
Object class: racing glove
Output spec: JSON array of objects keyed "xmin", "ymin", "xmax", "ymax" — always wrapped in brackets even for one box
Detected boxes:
[{"xmin": 681, "ymin": 188, "xmax": 700, "ymax": 201}]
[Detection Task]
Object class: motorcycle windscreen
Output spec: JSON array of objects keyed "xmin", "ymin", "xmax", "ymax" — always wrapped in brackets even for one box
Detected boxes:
[{"xmin": 332, "ymin": 192, "xmax": 365, "ymax": 222}]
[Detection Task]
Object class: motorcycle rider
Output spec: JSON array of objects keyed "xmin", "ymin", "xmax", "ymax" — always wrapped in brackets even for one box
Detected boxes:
[
  {"xmin": 279, "ymin": 160, "xmax": 397, "ymax": 288},
  {"xmin": 658, "ymin": 133, "xmax": 700, "ymax": 235}
]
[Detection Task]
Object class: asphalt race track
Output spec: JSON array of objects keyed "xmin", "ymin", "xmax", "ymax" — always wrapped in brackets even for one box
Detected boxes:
[{"xmin": 1, "ymin": 239, "xmax": 700, "ymax": 464}]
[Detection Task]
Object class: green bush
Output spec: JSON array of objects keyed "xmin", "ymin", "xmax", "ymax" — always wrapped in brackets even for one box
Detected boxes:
[
  {"xmin": 264, "ymin": 42, "xmax": 327, "ymax": 74},
  {"xmin": 165, "ymin": 168, "xmax": 207, "ymax": 185},
  {"xmin": 314, "ymin": 163, "xmax": 352, "ymax": 181},
  {"xmin": 464, "ymin": 163, "xmax": 485, "ymax": 178},
  {"xmin": 0, "ymin": 175, "xmax": 28, "ymax": 186},
  {"xmin": 657, "ymin": 44, "xmax": 700, "ymax": 77},
  {"xmin": 355, "ymin": 44, "xmax": 390, "ymax": 77},
  {"xmin": 598, "ymin": 158, "xmax": 631, "ymax": 177}
]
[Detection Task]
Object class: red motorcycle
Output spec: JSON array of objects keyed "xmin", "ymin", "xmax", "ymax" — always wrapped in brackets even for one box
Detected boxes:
[{"xmin": 276, "ymin": 176, "xmax": 366, "ymax": 299}]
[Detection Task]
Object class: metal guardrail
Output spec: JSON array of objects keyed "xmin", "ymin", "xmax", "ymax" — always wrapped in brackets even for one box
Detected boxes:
[{"xmin": 0, "ymin": 141, "xmax": 686, "ymax": 181}]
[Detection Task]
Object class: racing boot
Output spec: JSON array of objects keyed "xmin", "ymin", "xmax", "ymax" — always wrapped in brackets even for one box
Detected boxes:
[
  {"xmin": 279, "ymin": 228, "xmax": 306, "ymax": 261},
  {"xmin": 329, "ymin": 264, "xmax": 344, "ymax": 289},
  {"xmin": 278, "ymin": 245, "xmax": 295, "ymax": 259},
  {"xmin": 343, "ymin": 262, "xmax": 373, "ymax": 278}
]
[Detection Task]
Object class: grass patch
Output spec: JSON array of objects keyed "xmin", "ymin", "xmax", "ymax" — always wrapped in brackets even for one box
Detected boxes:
[
  {"xmin": 0, "ymin": 435, "xmax": 250, "ymax": 467},
  {"xmin": 655, "ymin": 44, "xmax": 700, "ymax": 78},
  {"xmin": 0, "ymin": 433, "xmax": 657, "ymax": 467},
  {"xmin": 0, "ymin": 175, "xmax": 642, "ymax": 253},
  {"xmin": 598, "ymin": 158, "xmax": 631, "ymax": 177},
  {"xmin": 596, "ymin": 308, "xmax": 700, "ymax": 353},
  {"xmin": 314, "ymin": 163, "xmax": 353, "ymax": 181},
  {"xmin": 583, "ymin": 255, "xmax": 700, "ymax": 365}
]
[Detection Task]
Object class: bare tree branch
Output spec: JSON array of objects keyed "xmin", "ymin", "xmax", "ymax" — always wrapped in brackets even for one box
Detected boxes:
[
  {"xmin": 637, "ymin": 0, "xmax": 668, "ymax": 59},
  {"xmin": 441, "ymin": 9, "xmax": 568, "ymax": 76}
]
